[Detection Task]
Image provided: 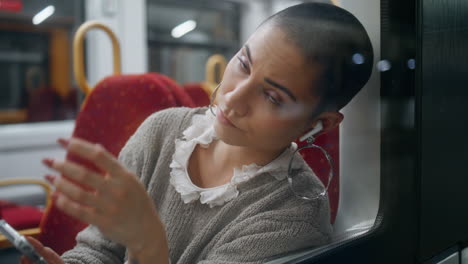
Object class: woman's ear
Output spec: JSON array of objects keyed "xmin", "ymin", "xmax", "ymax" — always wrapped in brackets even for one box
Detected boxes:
[{"xmin": 307, "ymin": 111, "xmax": 344, "ymax": 137}]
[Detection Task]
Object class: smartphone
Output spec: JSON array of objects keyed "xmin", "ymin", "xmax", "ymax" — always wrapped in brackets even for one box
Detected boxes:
[{"xmin": 0, "ymin": 219, "xmax": 48, "ymax": 264}]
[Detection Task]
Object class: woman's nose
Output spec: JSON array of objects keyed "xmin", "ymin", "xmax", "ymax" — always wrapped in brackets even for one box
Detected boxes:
[{"xmin": 224, "ymin": 82, "xmax": 251, "ymax": 116}]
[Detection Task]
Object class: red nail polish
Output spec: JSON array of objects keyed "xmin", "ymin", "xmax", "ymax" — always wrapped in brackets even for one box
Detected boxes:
[
  {"xmin": 42, "ymin": 158, "xmax": 54, "ymax": 167},
  {"xmin": 57, "ymin": 138, "xmax": 70, "ymax": 147},
  {"xmin": 44, "ymin": 174, "xmax": 56, "ymax": 183}
]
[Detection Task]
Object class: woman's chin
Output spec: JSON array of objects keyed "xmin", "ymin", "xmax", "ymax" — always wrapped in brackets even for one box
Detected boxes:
[{"xmin": 214, "ymin": 123, "xmax": 246, "ymax": 146}]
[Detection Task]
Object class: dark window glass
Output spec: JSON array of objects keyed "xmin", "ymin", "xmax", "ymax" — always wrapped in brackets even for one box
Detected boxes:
[
  {"xmin": 147, "ymin": 0, "xmax": 240, "ymax": 83},
  {"xmin": 0, "ymin": 0, "xmax": 84, "ymax": 124}
]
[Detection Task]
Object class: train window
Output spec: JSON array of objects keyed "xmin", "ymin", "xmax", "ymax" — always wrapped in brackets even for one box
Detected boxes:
[
  {"xmin": 147, "ymin": 0, "xmax": 240, "ymax": 83},
  {"xmin": 0, "ymin": 0, "xmax": 84, "ymax": 125},
  {"xmin": 331, "ymin": 0, "xmax": 380, "ymax": 243},
  {"xmin": 463, "ymin": 248, "xmax": 468, "ymax": 264},
  {"xmin": 270, "ymin": 0, "xmax": 381, "ymax": 262}
]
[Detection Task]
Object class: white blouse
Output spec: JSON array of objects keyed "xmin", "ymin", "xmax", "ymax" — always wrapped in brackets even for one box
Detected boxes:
[{"xmin": 169, "ymin": 109, "xmax": 299, "ymax": 208}]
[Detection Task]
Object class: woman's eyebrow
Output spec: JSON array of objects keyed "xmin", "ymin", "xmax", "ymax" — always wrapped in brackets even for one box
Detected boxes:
[
  {"xmin": 244, "ymin": 44, "xmax": 297, "ymax": 102},
  {"xmin": 264, "ymin": 78, "xmax": 297, "ymax": 102}
]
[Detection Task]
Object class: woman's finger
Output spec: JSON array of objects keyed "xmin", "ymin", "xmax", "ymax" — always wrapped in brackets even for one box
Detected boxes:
[
  {"xmin": 25, "ymin": 236, "xmax": 63, "ymax": 264},
  {"xmin": 58, "ymin": 138, "xmax": 124, "ymax": 177},
  {"xmin": 44, "ymin": 172, "xmax": 118, "ymax": 220},
  {"xmin": 42, "ymin": 158, "xmax": 104, "ymax": 191},
  {"xmin": 51, "ymin": 175, "xmax": 98, "ymax": 208},
  {"xmin": 55, "ymin": 193, "xmax": 100, "ymax": 226},
  {"xmin": 25, "ymin": 236, "xmax": 46, "ymax": 253},
  {"xmin": 42, "ymin": 247, "xmax": 64, "ymax": 264}
]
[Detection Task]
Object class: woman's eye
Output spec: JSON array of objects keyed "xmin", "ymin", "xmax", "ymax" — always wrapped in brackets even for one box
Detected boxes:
[
  {"xmin": 264, "ymin": 91, "xmax": 282, "ymax": 106},
  {"xmin": 237, "ymin": 56, "xmax": 249, "ymax": 72}
]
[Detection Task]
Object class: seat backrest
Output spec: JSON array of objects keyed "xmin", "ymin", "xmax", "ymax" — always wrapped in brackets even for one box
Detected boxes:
[
  {"xmin": 183, "ymin": 83, "xmax": 211, "ymax": 107},
  {"xmin": 156, "ymin": 73, "xmax": 195, "ymax": 108},
  {"xmin": 38, "ymin": 73, "xmax": 193, "ymax": 254}
]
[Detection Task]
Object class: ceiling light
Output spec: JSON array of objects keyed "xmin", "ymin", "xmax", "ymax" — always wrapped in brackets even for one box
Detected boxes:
[
  {"xmin": 171, "ymin": 20, "xmax": 196, "ymax": 38},
  {"xmin": 32, "ymin": 5, "xmax": 55, "ymax": 25}
]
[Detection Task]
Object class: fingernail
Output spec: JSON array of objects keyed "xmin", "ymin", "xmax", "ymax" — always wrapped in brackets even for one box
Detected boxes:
[
  {"xmin": 42, "ymin": 158, "xmax": 54, "ymax": 167},
  {"xmin": 57, "ymin": 138, "xmax": 70, "ymax": 147},
  {"xmin": 44, "ymin": 174, "xmax": 56, "ymax": 183}
]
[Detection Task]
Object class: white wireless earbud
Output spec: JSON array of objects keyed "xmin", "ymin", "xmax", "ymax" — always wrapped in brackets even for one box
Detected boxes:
[{"xmin": 299, "ymin": 120, "xmax": 323, "ymax": 142}]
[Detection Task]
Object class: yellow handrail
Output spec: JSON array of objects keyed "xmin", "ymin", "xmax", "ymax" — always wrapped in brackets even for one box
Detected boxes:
[
  {"xmin": 73, "ymin": 21, "xmax": 122, "ymax": 95},
  {"xmin": 203, "ymin": 54, "xmax": 227, "ymax": 96},
  {"xmin": 0, "ymin": 178, "xmax": 52, "ymax": 249},
  {"xmin": 0, "ymin": 178, "xmax": 52, "ymax": 209}
]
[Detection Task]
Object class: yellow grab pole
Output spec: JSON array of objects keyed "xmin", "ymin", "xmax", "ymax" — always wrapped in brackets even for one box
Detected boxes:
[
  {"xmin": 203, "ymin": 54, "xmax": 227, "ymax": 96},
  {"xmin": 73, "ymin": 21, "xmax": 122, "ymax": 95}
]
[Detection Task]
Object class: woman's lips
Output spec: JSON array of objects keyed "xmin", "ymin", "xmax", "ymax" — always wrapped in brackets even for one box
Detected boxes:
[{"xmin": 217, "ymin": 108, "xmax": 237, "ymax": 128}]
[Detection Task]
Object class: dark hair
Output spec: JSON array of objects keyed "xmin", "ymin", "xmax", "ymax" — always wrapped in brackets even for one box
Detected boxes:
[{"xmin": 264, "ymin": 3, "xmax": 374, "ymax": 113}]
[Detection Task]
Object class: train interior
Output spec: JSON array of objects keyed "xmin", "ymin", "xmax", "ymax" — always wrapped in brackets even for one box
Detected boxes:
[{"xmin": 0, "ymin": 0, "xmax": 467, "ymax": 263}]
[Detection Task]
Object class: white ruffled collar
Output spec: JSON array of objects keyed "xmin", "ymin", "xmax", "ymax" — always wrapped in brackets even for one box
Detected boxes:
[{"xmin": 169, "ymin": 108, "xmax": 298, "ymax": 208}]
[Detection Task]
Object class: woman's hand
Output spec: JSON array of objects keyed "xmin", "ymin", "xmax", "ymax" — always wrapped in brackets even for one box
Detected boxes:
[
  {"xmin": 20, "ymin": 236, "xmax": 63, "ymax": 264},
  {"xmin": 42, "ymin": 138, "xmax": 168, "ymax": 261}
]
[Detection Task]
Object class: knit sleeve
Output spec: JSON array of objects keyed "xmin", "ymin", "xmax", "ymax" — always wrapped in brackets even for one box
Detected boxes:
[
  {"xmin": 118, "ymin": 107, "xmax": 201, "ymax": 186},
  {"xmin": 118, "ymin": 107, "xmax": 184, "ymax": 176},
  {"xmin": 198, "ymin": 197, "xmax": 332, "ymax": 264},
  {"xmin": 62, "ymin": 107, "xmax": 196, "ymax": 263},
  {"xmin": 61, "ymin": 226, "xmax": 125, "ymax": 264}
]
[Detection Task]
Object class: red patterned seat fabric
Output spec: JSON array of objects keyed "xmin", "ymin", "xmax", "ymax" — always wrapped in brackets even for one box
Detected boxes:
[
  {"xmin": 0, "ymin": 200, "xmax": 43, "ymax": 230},
  {"xmin": 156, "ymin": 73, "xmax": 195, "ymax": 108},
  {"xmin": 27, "ymin": 86, "xmax": 59, "ymax": 123},
  {"xmin": 183, "ymin": 83, "xmax": 210, "ymax": 107}
]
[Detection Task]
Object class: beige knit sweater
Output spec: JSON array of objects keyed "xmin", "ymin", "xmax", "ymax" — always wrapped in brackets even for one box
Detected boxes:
[{"xmin": 61, "ymin": 107, "xmax": 332, "ymax": 264}]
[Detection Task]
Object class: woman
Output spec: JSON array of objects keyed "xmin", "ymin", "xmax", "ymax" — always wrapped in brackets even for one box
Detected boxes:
[{"xmin": 23, "ymin": 3, "xmax": 373, "ymax": 264}]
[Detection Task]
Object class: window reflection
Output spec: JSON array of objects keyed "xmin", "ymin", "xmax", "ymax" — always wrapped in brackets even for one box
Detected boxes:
[
  {"xmin": 0, "ymin": 0, "xmax": 84, "ymax": 125},
  {"xmin": 147, "ymin": 0, "xmax": 240, "ymax": 83}
]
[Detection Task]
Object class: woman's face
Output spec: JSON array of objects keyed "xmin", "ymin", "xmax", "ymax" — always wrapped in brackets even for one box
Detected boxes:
[{"xmin": 214, "ymin": 24, "xmax": 323, "ymax": 153}]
